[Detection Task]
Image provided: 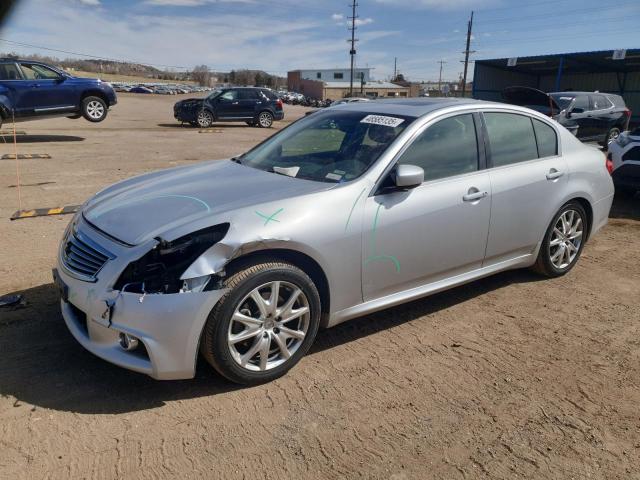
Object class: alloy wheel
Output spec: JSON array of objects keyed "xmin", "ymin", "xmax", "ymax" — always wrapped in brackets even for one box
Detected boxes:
[
  {"xmin": 258, "ymin": 112, "xmax": 273, "ymax": 128},
  {"xmin": 549, "ymin": 209, "xmax": 583, "ymax": 269},
  {"xmin": 608, "ymin": 128, "xmax": 620, "ymax": 144},
  {"xmin": 227, "ymin": 281, "xmax": 310, "ymax": 372},
  {"xmin": 197, "ymin": 110, "xmax": 213, "ymax": 127},
  {"xmin": 86, "ymin": 100, "xmax": 105, "ymax": 120}
]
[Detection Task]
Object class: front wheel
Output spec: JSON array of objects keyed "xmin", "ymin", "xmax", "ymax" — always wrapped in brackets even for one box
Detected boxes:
[
  {"xmin": 257, "ymin": 111, "xmax": 274, "ymax": 128},
  {"xmin": 605, "ymin": 127, "xmax": 621, "ymax": 145},
  {"xmin": 196, "ymin": 109, "xmax": 214, "ymax": 128},
  {"xmin": 81, "ymin": 96, "xmax": 108, "ymax": 122},
  {"xmin": 532, "ymin": 201, "xmax": 587, "ymax": 277},
  {"xmin": 201, "ymin": 259, "xmax": 321, "ymax": 385}
]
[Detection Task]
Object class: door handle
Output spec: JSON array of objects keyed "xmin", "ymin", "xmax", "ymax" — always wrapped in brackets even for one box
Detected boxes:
[
  {"xmin": 32, "ymin": 84, "xmax": 40, "ymax": 88},
  {"xmin": 463, "ymin": 190, "xmax": 488, "ymax": 202},
  {"xmin": 232, "ymin": 101, "xmax": 239, "ymax": 105},
  {"xmin": 546, "ymin": 169, "xmax": 564, "ymax": 180}
]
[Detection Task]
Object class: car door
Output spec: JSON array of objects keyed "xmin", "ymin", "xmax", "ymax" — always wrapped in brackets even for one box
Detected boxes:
[
  {"xmin": 215, "ymin": 89, "xmax": 241, "ymax": 119},
  {"xmin": 567, "ymin": 94, "xmax": 593, "ymax": 140},
  {"xmin": 17, "ymin": 63, "xmax": 72, "ymax": 113},
  {"xmin": 0, "ymin": 62, "xmax": 25, "ymax": 115},
  {"xmin": 237, "ymin": 89, "xmax": 260, "ymax": 117},
  {"xmin": 482, "ymin": 111, "xmax": 568, "ymax": 266},
  {"xmin": 362, "ymin": 112, "xmax": 492, "ymax": 301}
]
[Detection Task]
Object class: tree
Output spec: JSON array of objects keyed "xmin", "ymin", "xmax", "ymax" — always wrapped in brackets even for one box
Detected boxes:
[{"xmin": 192, "ymin": 64, "xmax": 211, "ymax": 87}]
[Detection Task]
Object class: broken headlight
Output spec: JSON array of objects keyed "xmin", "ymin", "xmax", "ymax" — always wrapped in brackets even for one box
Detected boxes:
[{"xmin": 113, "ymin": 223, "xmax": 229, "ymax": 294}]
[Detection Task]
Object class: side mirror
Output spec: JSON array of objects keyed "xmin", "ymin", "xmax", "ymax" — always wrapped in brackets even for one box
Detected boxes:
[{"xmin": 394, "ymin": 164, "xmax": 424, "ymax": 189}]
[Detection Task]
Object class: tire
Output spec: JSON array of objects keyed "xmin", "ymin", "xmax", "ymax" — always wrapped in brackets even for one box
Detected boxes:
[
  {"xmin": 257, "ymin": 111, "xmax": 274, "ymax": 128},
  {"xmin": 81, "ymin": 96, "xmax": 108, "ymax": 122},
  {"xmin": 532, "ymin": 201, "xmax": 588, "ymax": 277},
  {"xmin": 196, "ymin": 109, "xmax": 214, "ymax": 128},
  {"xmin": 605, "ymin": 127, "xmax": 621, "ymax": 146},
  {"xmin": 200, "ymin": 259, "xmax": 321, "ymax": 385}
]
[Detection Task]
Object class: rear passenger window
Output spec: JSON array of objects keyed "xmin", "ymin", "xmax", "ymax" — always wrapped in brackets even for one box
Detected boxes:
[
  {"xmin": 0, "ymin": 63, "xmax": 21, "ymax": 80},
  {"xmin": 532, "ymin": 119, "xmax": 558, "ymax": 158},
  {"xmin": 397, "ymin": 114, "xmax": 479, "ymax": 182},
  {"xmin": 238, "ymin": 90, "xmax": 258, "ymax": 100},
  {"xmin": 484, "ymin": 113, "xmax": 538, "ymax": 167},
  {"xmin": 572, "ymin": 95, "xmax": 589, "ymax": 112},
  {"xmin": 591, "ymin": 95, "xmax": 611, "ymax": 110}
]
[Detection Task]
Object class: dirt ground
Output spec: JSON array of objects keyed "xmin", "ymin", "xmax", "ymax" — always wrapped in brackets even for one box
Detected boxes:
[{"xmin": 0, "ymin": 94, "xmax": 639, "ymax": 480}]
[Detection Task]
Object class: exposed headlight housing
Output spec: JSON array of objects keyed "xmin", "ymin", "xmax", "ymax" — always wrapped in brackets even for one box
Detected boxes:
[{"xmin": 113, "ymin": 223, "xmax": 229, "ymax": 294}]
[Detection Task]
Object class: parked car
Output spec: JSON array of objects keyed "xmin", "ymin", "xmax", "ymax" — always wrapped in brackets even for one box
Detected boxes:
[
  {"xmin": 607, "ymin": 127, "xmax": 640, "ymax": 196},
  {"xmin": 54, "ymin": 98, "xmax": 614, "ymax": 384},
  {"xmin": 174, "ymin": 86, "xmax": 284, "ymax": 128},
  {"xmin": 503, "ymin": 87, "xmax": 631, "ymax": 144},
  {"xmin": 331, "ymin": 97, "xmax": 371, "ymax": 107},
  {"xmin": 129, "ymin": 86, "xmax": 153, "ymax": 94},
  {"xmin": 0, "ymin": 58, "xmax": 117, "ymax": 126}
]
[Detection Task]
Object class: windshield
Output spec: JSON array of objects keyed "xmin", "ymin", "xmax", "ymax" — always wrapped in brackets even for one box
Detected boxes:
[
  {"xmin": 239, "ymin": 110, "xmax": 414, "ymax": 183},
  {"xmin": 550, "ymin": 94, "xmax": 575, "ymax": 110}
]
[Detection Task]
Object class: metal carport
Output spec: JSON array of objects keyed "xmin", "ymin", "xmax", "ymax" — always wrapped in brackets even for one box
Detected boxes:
[{"xmin": 473, "ymin": 49, "xmax": 640, "ymax": 125}]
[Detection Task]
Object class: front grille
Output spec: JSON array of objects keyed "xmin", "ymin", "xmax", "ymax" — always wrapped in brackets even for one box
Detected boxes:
[
  {"xmin": 622, "ymin": 146, "xmax": 640, "ymax": 162},
  {"xmin": 62, "ymin": 230, "xmax": 112, "ymax": 280}
]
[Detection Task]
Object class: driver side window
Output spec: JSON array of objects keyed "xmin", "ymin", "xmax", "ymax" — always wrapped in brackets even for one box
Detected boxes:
[
  {"xmin": 219, "ymin": 90, "xmax": 238, "ymax": 101},
  {"xmin": 397, "ymin": 114, "xmax": 479, "ymax": 182},
  {"xmin": 19, "ymin": 63, "xmax": 61, "ymax": 80}
]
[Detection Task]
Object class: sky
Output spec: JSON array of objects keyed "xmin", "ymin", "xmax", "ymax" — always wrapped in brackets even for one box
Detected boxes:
[{"xmin": 0, "ymin": 0, "xmax": 638, "ymax": 82}]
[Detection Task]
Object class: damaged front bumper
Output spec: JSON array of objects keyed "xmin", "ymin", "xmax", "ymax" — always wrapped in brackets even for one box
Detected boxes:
[{"xmin": 55, "ymin": 218, "xmax": 226, "ymax": 380}]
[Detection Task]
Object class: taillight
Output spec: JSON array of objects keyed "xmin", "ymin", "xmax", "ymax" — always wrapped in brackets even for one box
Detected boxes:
[
  {"xmin": 276, "ymin": 99, "xmax": 283, "ymax": 109},
  {"xmin": 606, "ymin": 152, "xmax": 614, "ymax": 175}
]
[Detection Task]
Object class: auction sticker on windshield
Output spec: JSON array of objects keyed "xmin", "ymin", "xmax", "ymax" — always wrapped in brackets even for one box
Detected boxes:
[{"xmin": 361, "ymin": 115, "xmax": 405, "ymax": 128}]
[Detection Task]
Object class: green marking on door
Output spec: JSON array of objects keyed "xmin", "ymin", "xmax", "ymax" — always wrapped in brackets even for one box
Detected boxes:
[{"xmin": 365, "ymin": 203, "xmax": 400, "ymax": 272}]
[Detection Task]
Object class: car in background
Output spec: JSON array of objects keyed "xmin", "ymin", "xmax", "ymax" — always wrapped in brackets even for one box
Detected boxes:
[
  {"xmin": 331, "ymin": 97, "xmax": 371, "ymax": 107},
  {"xmin": 129, "ymin": 86, "xmax": 153, "ymax": 94},
  {"xmin": 0, "ymin": 58, "xmax": 117, "ymax": 126},
  {"xmin": 174, "ymin": 86, "xmax": 284, "ymax": 128},
  {"xmin": 55, "ymin": 98, "xmax": 613, "ymax": 384},
  {"xmin": 607, "ymin": 127, "xmax": 640, "ymax": 196},
  {"xmin": 153, "ymin": 86, "xmax": 176, "ymax": 95},
  {"xmin": 503, "ymin": 87, "xmax": 631, "ymax": 144}
]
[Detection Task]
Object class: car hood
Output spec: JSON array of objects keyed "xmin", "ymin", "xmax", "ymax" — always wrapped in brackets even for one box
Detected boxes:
[
  {"xmin": 176, "ymin": 98, "xmax": 204, "ymax": 106},
  {"xmin": 502, "ymin": 86, "xmax": 560, "ymax": 113},
  {"xmin": 83, "ymin": 160, "xmax": 332, "ymax": 245}
]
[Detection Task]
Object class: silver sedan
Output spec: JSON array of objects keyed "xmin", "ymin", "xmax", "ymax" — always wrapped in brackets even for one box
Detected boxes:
[{"xmin": 54, "ymin": 98, "xmax": 614, "ymax": 384}]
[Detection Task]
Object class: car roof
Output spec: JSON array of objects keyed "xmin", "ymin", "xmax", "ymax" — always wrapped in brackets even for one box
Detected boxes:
[{"xmin": 331, "ymin": 97, "xmax": 494, "ymax": 117}]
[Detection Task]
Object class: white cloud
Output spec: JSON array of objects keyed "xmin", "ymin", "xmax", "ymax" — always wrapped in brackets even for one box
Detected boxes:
[
  {"xmin": 354, "ymin": 17, "xmax": 374, "ymax": 26},
  {"xmin": 78, "ymin": 0, "xmax": 100, "ymax": 5},
  {"xmin": 374, "ymin": 0, "xmax": 498, "ymax": 10},
  {"xmin": 331, "ymin": 13, "xmax": 344, "ymax": 21}
]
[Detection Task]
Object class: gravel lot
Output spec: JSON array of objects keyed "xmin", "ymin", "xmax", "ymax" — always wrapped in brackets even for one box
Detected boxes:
[{"xmin": 1, "ymin": 94, "xmax": 639, "ymax": 480}]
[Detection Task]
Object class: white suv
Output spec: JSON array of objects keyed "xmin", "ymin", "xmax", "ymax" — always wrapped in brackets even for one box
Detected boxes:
[{"xmin": 608, "ymin": 127, "xmax": 640, "ymax": 196}]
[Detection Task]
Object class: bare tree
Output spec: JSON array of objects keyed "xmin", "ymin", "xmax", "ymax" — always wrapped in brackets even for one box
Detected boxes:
[{"xmin": 192, "ymin": 65, "xmax": 211, "ymax": 87}]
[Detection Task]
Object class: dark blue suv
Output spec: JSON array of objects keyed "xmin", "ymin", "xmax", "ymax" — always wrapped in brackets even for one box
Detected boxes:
[
  {"xmin": 0, "ymin": 58, "xmax": 117, "ymax": 128},
  {"xmin": 174, "ymin": 87, "xmax": 284, "ymax": 128}
]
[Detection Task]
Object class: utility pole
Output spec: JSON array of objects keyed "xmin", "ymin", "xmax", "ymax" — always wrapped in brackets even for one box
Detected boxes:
[
  {"xmin": 437, "ymin": 60, "xmax": 446, "ymax": 94},
  {"xmin": 461, "ymin": 11, "xmax": 475, "ymax": 98},
  {"xmin": 393, "ymin": 57, "xmax": 397, "ymax": 81},
  {"xmin": 348, "ymin": 0, "xmax": 359, "ymax": 97}
]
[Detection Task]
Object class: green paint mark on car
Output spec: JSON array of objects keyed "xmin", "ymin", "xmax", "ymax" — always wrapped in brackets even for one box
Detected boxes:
[
  {"xmin": 255, "ymin": 208, "xmax": 284, "ymax": 226},
  {"xmin": 365, "ymin": 203, "xmax": 400, "ymax": 273},
  {"xmin": 345, "ymin": 187, "xmax": 367, "ymax": 232}
]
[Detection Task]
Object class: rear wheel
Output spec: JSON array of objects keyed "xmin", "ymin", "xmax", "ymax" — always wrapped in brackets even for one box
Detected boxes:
[
  {"xmin": 196, "ymin": 109, "xmax": 214, "ymax": 128},
  {"xmin": 257, "ymin": 111, "xmax": 274, "ymax": 128},
  {"xmin": 201, "ymin": 259, "xmax": 321, "ymax": 385},
  {"xmin": 532, "ymin": 201, "xmax": 587, "ymax": 277},
  {"xmin": 81, "ymin": 96, "xmax": 108, "ymax": 122}
]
